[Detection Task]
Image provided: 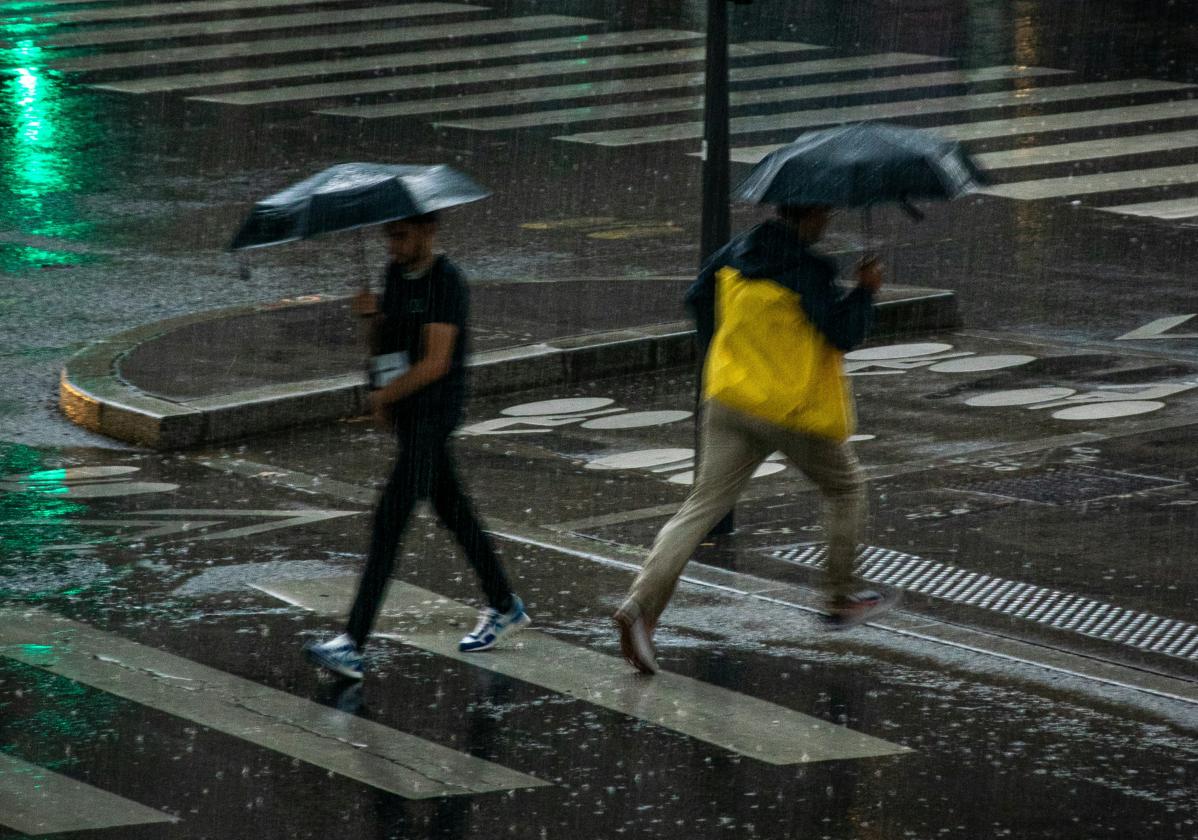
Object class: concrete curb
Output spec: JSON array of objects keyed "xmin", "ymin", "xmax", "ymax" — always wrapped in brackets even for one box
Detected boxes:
[{"xmin": 60, "ymin": 288, "xmax": 958, "ymax": 450}]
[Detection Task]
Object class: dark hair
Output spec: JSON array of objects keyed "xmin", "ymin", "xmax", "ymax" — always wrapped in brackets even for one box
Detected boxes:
[
  {"xmin": 776, "ymin": 204, "xmax": 831, "ymax": 223},
  {"xmin": 382, "ymin": 211, "xmax": 439, "ymax": 232}
]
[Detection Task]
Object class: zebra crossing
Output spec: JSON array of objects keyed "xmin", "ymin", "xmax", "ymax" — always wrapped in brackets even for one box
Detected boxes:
[
  {"xmin": 0, "ymin": 583, "xmax": 907, "ymax": 832},
  {"xmin": 7, "ymin": 0, "xmax": 1198, "ymax": 220}
]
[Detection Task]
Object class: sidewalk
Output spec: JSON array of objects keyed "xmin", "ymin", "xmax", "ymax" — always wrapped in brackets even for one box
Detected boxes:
[{"xmin": 59, "ymin": 277, "xmax": 958, "ymax": 449}]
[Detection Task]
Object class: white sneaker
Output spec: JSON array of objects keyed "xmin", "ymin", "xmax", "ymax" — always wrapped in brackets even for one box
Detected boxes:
[
  {"xmin": 303, "ymin": 633, "xmax": 364, "ymax": 680},
  {"xmin": 459, "ymin": 596, "xmax": 531, "ymax": 652}
]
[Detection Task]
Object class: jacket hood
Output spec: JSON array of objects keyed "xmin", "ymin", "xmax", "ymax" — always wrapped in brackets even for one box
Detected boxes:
[{"xmin": 721, "ymin": 219, "xmax": 812, "ymax": 280}]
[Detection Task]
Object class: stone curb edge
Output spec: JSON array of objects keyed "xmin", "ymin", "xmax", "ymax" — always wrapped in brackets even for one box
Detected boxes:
[{"xmin": 60, "ymin": 290, "xmax": 959, "ymax": 450}]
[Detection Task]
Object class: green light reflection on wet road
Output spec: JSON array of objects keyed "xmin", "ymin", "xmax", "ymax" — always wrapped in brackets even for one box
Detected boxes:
[
  {"xmin": 1, "ymin": 19, "xmax": 103, "ymax": 251},
  {"xmin": 0, "ymin": 445, "xmax": 94, "ymax": 597}
]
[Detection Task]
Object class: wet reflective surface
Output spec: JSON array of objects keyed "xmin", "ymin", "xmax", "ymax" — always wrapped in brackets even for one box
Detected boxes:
[{"xmin": 3, "ymin": 0, "xmax": 1198, "ymax": 836}]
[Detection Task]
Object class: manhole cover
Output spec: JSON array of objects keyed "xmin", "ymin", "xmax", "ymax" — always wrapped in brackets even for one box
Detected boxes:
[{"xmin": 949, "ymin": 465, "xmax": 1182, "ymax": 504}]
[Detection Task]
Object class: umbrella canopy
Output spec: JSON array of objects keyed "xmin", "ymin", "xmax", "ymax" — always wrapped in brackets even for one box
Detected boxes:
[
  {"xmin": 229, "ymin": 162, "xmax": 489, "ymax": 250},
  {"xmin": 734, "ymin": 122, "xmax": 986, "ymax": 209}
]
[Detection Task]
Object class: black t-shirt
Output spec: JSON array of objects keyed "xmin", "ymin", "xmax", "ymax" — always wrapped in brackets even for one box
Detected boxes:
[{"xmin": 378, "ymin": 254, "xmax": 469, "ymax": 427}]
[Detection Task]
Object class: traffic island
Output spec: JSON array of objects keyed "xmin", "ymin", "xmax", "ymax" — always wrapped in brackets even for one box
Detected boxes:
[{"xmin": 60, "ymin": 280, "xmax": 959, "ymax": 450}]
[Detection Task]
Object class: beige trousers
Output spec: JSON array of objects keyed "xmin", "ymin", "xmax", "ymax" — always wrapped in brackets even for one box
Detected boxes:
[{"xmin": 622, "ymin": 399, "xmax": 866, "ymax": 623}]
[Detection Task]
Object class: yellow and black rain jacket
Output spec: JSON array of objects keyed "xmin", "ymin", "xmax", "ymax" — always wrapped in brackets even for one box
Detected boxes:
[{"xmin": 686, "ymin": 220, "xmax": 874, "ymax": 441}]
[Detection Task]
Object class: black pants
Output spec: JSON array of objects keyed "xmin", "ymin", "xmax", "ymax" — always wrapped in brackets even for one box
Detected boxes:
[{"xmin": 346, "ymin": 418, "xmax": 513, "ymax": 648}]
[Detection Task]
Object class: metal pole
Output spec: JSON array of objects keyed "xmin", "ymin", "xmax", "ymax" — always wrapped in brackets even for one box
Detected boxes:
[
  {"xmin": 697, "ymin": 0, "xmax": 739, "ymax": 537},
  {"xmin": 699, "ymin": 0, "xmax": 731, "ymax": 264}
]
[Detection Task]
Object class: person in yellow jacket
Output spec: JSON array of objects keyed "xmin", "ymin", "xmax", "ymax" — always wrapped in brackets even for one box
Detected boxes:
[{"xmin": 613, "ymin": 204, "xmax": 896, "ymax": 674}]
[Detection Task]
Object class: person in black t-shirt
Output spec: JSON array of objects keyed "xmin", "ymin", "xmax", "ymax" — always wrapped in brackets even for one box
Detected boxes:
[{"xmin": 305, "ymin": 213, "xmax": 530, "ymax": 681}]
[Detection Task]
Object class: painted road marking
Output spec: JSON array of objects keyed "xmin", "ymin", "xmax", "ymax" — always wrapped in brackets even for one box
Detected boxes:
[
  {"xmin": 1, "ymin": 509, "xmax": 361, "ymax": 550},
  {"xmin": 0, "ymin": 465, "xmax": 178, "ymax": 497},
  {"xmin": 0, "ymin": 753, "xmax": 176, "ymax": 836},
  {"xmin": 1101, "ymin": 198, "xmax": 1198, "ymax": 220},
  {"xmin": 439, "ymin": 65, "xmax": 1068, "ymax": 131},
  {"xmin": 773, "ymin": 544, "xmax": 1198, "ymax": 662},
  {"xmin": 256, "ymin": 577, "xmax": 911, "ymax": 765},
  {"xmin": 94, "ymin": 24, "xmax": 676, "ymax": 94},
  {"xmin": 134, "ymin": 508, "xmax": 361, "ymax": 542},
  {"xmin": 190, "ymin": 41, "xmax": 816, "ymax": 107},
  {"xmin": 0, "ymin": 610, "xmax": 549, "ymax": 799},
  {"xmin": 24, "ymin": 0, "xmax": 365, "ymax": 25},
  {"xmin": 194, "ymin": 456, "xmax": 1198, "ymax": 705},
  {"xmin": 1115, "ymin": 315, "xmax": 1198, "ymax": 340},
  {"xmin": 728, "ymin": 98, "xmax": 1198, "ymax": 164},
  {"xmin": 37, "ymin": 3, "xmax": 483, "ymax": 49},
  {"xmin": 973, "ymin": 128, "xmax": 1198, "ymax": 171},
  {"xmin": 978, "ymin": 162, "xmax": 1198, "ymax": 200},
  {"xmin": 326, "ymin": 51, "xmax": 948, "ymax": 120},
  {"xmin": 557, "ymin": 79, "xmax": 1193, "ymax": 146},
  {"xmin": 47, "ymin": 14, "xmax": 581, "ymax": 73}
]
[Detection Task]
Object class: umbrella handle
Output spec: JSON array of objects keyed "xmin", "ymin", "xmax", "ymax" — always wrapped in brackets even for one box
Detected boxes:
[
  {"xmin": 861, "ymin": 206, "xmax": 875, "ymax": 261},
  {"xmin": 899, "ymin": 198, "xmax": 925, "ymax": 221},
  {"xmin": 354, "ymin": 229, "xmax": 371, "ymax": 292}
]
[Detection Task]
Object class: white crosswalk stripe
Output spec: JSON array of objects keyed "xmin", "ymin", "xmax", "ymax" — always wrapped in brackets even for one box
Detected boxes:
[
  {"xmin": 324, "ymin": 52, "xmax": 951, "ymax": 120},
  {"xmin": 0, "ymin": 609, "xmax": 550, "ymax": 799},
  {"xmin": 435, "ymin": 65, "xmax": 1069, "ymax": 131},
  {"xmin": 978, "ymin": 162, "xmax": 1198, "ymax": 200},
  {"xmin": 972, "ymin": 129, "xmax": 1198, "ymax": 171},
  {"xmin": 555, "ymin": 79, "xmax": 1192, "ymax": 147},
  {"xmin": 0, "ymin": 753, "xmax": 176, "ymax": 835},
  {"xmin": 727, "ymin": 99, "xmax": 1198, "ymax": 164},
  {"xmin": 25, "ymin": 0, "xmax": 1198, "ymax": 221},
  {"xmin": 94, "ymin": 26, "xmax": 680, "ymax": 94},
  {"xmin": 48, "ymin": 13, "xmax": 582, "ymax": 72},
  {"xmin": 187, "ymin": 41, "xmax": 816, "ymax": 107},
  {"xmin": 256, "ymin": 577, "xmax": 912, "ymax": 765},
  {"xmin": 1098, "ymin": 197, "xmax": 1198, "ymax": 219},
  {"xmin": 37, "ymin": 2, "xmax": 483, "ymax": 49},
  {"xmin": 20, "ymin": 0, "xmax": 371, "ymax": 25}
]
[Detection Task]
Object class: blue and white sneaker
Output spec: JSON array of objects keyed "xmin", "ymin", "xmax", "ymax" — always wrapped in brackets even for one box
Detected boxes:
[
  {"xmin": 304, "ymin": 633, "xmax": 364, "ymax": 680},
  {"xmin": 459, "ymin": 596, "xmax": 531, "ymax": 652}
]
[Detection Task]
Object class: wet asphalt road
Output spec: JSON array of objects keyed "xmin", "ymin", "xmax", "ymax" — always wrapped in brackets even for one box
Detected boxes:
[
  {"xmin": 3, "ymin": 0, "xmax": 1198, "ymax": 837},
  {"xmin": 3, "ymin": 362, "xmax": 1198, "ymax": 838},
  {"xmin": 4, "ymin": 0, "xmax": 1198, "ymax": 443}
]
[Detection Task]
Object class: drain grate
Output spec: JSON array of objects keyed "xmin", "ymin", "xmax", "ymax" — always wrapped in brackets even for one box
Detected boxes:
[
  {"xmin": 772, "ymin": 543, "xmax": 1198, "ymax": 662},
  {"xmin": 947, "ymin": 465, "xmax": 1183, "ymax": 504}
]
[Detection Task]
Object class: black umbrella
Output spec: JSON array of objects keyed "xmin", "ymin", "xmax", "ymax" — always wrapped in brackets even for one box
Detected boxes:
[
  {"xmin": 734, "ymin": 122, "xmax": 986, "ymax": 217},
  {"xmin": 229, "ymin": 162, "xmax": 489, "ymax": 251}
]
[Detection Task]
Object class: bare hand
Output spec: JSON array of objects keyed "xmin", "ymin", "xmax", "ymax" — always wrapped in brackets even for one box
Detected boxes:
[
  {"xmin": 856, "ymin": 257, "xmax": 884, "ymax": 293},
  {"xmin": 351, "ymin": 290, "xmax": 379, "ymax": 318},
  {"xmin": 368, "ymin": 389, "xmax": 392, "ymax": 429}
]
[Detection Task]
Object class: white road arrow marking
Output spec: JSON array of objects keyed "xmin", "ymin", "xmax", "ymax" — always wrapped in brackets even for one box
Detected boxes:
[{"xmin": 1115, "ymin": 314, "xmax": 1198, "ymax": 341}]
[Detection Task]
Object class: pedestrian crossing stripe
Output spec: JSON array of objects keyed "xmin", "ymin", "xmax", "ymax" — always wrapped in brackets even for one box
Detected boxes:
[
  {"xmin": 255, "ymin": 576, "xmax": 912, "ymax": 765},
  {"xmin": 324, "ymin": 52, "xmax": 951, "ymax": 120},
  {"xmin": 18, "ymin": 0, "xmax": 1198, "ymax": 221},
  {"xmin": 971, "ymin": 128, "xmax": 1198, "ymax": 171},
  {"xmin": 45, "ymin": 13, "xmax": 594, "ymax": 73},
  {"xmin": 436, "ymin": 65, "xmax": 1069, "ymax": 132},
  {"xmin": 94, "ymin": 25, "xmax": 681, "ymax": 94},
  {"xmin": 188, "ymin": 41, "xmax": 818, "ymax": 107},
  {"xmin": 978, "ymin": 161, "xmax": 1198, "ymax": 200},
  {"xmin": 0, "ymin": 609, "xmax": 550, "ymax": 799},
  {"xmin": 727, "ymin": 99, "xmax": 1198, "ymax": 164},
  {"xmin": 556, "ymin": 78, "xmax": 1193, "ymax": 147},
  {"xmin": 21, "ymin": 0, "xmax": 371, "ymax": 26},
  {"xmin": 1100, "ymin": 198, "xmax": 1198, "ymax": 219},
  {"xmin": 0, "ymin": 752, "xmax": 176, "ymax": 835},
  {"xmin": 36, "ymin": 2, "xmax": 484, "ymax": 49}
]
